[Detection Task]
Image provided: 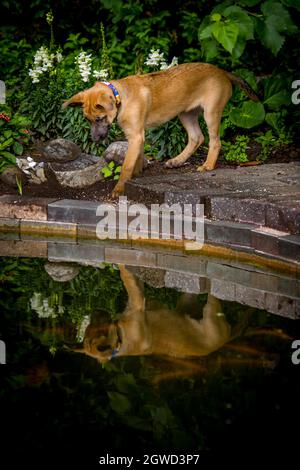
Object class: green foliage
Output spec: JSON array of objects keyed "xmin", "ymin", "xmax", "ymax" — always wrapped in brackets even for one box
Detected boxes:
[
  {"xmin": 0, "ymin": 0, "xmax": 298, "ymax": 162},
  {"xmin": 199, "ymin": 0, "xmax": 298, "ymax": 60},
  {"xmin": 255, "ymin": 129, "xmax": 291, "ymax": 161},
  {"xmin": 0, "ymin": 107, "xmax": 31, "ymax": 172},
  {"xmin": 101, "ymin": 160, "xmax": 122, "ymax": 180},
  {"xmin": 145, "ymin": 119, "xmax": 187, "ymax": 160},
  {"xmin": 222, "ymin": 135, "xmax": 250, "ymax": 163}
]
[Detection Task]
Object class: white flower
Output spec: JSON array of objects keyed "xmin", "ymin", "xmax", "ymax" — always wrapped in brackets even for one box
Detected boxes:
[
  {"xmin": 30, "ymin": 292, "xmax": 56, "ymax": 318},
  {"xmin": 27, "ymin": 156, "xmax": 33, "ymax": 162},
  {"xmin": 76, "ymin": 315, "xmax": 91, "ymax": 342},
  {"xmin": 145, "ymin": 49, "xmax": 179, "ymax": 71},
  {"xmin": 56, "ymin": 51, "xmax": 63, "ymax": 62},
  {"xmin": 92, "ymin": 69, "xmax": 109, "ymax": 80},
  {"xmin": 28, "ymin": 46, "xmax": 54, "ymax": 83},
  {"xmin": 144, "ymin": 48, "xmax": 165, "ymax": 67},
  {"xmin": 76, "ymin": 52, "xmax": 93, "ymax": 82}
]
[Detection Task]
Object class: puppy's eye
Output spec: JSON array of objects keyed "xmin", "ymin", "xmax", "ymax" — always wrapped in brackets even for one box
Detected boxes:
[{"xmin": 96, "ymin": 104, "xmax": 104, "ymax": 110}]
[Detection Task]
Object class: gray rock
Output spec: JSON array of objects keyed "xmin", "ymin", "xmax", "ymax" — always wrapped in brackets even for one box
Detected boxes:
[
  {"xmin": 48, "ymin": 153, "xmax": 106, "ymax": 188},
  {"xmin": 103, "ymin": 141, "xmax": 148, "ymax": 167},
  {"xmin": 37, "ymin": 138, "xmax": 81, "ymax": 162},
  {"xmin": 0, "ymin": 165, "xmax": 27, "ymax": 188},
  {"xmin": 44, "ymin": 262, "xmax": 80, "ymax": 282}
]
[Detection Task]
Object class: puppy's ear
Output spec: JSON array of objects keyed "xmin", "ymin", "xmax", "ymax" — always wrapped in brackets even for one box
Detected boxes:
[{"xmin": 63, "ymin": 92, "xmax": 84, "ymax": 108}]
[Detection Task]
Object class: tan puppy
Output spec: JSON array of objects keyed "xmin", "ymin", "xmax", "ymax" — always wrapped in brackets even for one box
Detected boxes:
[
  {"xmin": 75, "ymin": 265, "xmax": 232, "ymax": 364},
  {"xmin": 64, "ymin": 63, "xmax": 259, "ymax": 196}
]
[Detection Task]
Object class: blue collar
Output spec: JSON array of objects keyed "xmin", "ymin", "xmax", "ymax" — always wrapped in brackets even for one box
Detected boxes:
[{"xmin": 100, "ymin": 81, "xmax": 121, "ymax": 107}]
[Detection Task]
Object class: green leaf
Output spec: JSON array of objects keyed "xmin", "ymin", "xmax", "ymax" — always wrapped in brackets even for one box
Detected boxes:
[
  {"xmin": 0, "ymin": 151, "xmax": 16, "ymax": 163},
  {"xmin": 265, "ymin": 112, "xmax": 282, "ymax": 132},
  {"xmin": 261, "ymin": 1, "xmax": 297, "ymax": 32},
  {"xmin": 231, "ymin": 38, "xmax": 247, "ymax": 59},
  {"xmin": 281, "ymin": 0, "xmax": 300, "ymax": 12},
  {"xmin": 256, "ymin": 18, "xmax": 285, "ymax": 55},
  {"xmin": 211, "ymin": 13, "xmax": 221, "ymax": 22},
  {"xmin": 211, "ymin": 20, "xmax": 239, "ymax": 54},
  {"xmin": 199, "ymin": 25, "xmax": 213, "ymax": 40},
  {"xmin": 263, "ymin": 76, "xmax": 290, "ymax": 109},
  {"xmin": 102, "ymin": 167, "xmax": 113, "ymax": 178},
  {"xmin": 0, "ymin": 137, "xmax": 14, "ymax": 150},
  {"xmin": 229, "ymin": 101, "xmax": 265, "ymax": 128},
  {"xmin": 200, "ymin": 38, "xmax": 220, "ymax": 61},
  {"xmin": 13, "ymin": 141, "xmax": 23, "ymax": 156},
  {"xmin": 108, "ymin": 161, "xmax": 115, "ymax": 169},
  {"xmin": 223, "ymin": 5, "xmax": 254, "ymax": 40},
  {"xmin": 108, "ymin": 391, "xmax": 131, "ymax": 414}
]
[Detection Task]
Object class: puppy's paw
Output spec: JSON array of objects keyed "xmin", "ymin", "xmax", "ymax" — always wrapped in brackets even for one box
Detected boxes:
[
  {"xmin": 197, "ymin": 164, "xmax": 214, "ymax": 172},
  {"xmin": 112, "ymin": 182, "xmax": 125, "ymax": 198},
  {"xmin": 165, "ymin": 157, "xmax": 184, "ymax": 168}
]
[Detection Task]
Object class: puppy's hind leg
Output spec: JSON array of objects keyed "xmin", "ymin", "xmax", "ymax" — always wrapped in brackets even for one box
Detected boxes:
[{"xmin": 165, "ymin": 108, "xmax": 204, "ymax": 168}]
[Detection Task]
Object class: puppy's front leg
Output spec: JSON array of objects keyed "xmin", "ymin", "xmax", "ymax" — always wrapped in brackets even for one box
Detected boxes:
[{"xmin": 112, "ymin": 132, "xmax": 145, "ymax": 197}]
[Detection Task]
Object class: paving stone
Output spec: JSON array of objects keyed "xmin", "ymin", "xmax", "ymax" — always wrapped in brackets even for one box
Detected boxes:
[
  {"xmin": 105, "ymin": 247, "xmax": 157, "ymax": 267},
  {"xmin": 277, "ymin": 277, "xmax": 300, "ymax": 299},
  {"xmin": 205, "ymin": 219, "xmax": 254, "ymax": 247},
  {"xmin": 0, "ymin": 195, "xmax": 57, "ymax": 220},
  {"xmin": 48, "ymin": 243, "xmax": 105, "ymax": 265},
  {"xmin": 265, "ymin": 201, "xmax": 300, "ymax": 234},
  {"xmin": 156, "ymin": 253, "xmax": 207, "ymax": 275},
  {"xmin": 265, "ymin": 293, "xmax": 297, "ymax": 319},
  {"xmin": 48, "ymin": 199, "xmax": 105, "ymax": 224},
  {"xmin": 164, "ymin": 270, "xmax": 208, "ymax": 294},
  {"xmin": 235, "ymin": 285, "xmax": 266, "ymax": 310},
  {"xmin": 206, "ymin": 261, "xmax": 252, "ymax": 285},
  {"xmin": 251, "ymin": 227, "xmax": 282, "ymax": 256},
  {"xmin": 210, "ymin": 278, "xmax": 236, "ymax": 301},
  {"xmin": 209, "ymin": 197, "xmax": 267, "ymax": 225},
  {"xmin": 278, "ymin": 234, "xmax": 300, "ymax": 262},
  {"xmin": 0, "ymin": 240, "xmax": 47, "ymax": 258},
  {"xmin": 295, "ymin": 300, "xmax": 300, "ymax": 318},
  {"xmin": 250, "ymin": 271, "xmax": 278, "ymax": 293}
]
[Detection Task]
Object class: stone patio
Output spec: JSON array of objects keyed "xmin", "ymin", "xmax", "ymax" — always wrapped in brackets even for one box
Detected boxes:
[{"xmin": 125, "ymin": 162, "xmax": 300, "ymax": 234}]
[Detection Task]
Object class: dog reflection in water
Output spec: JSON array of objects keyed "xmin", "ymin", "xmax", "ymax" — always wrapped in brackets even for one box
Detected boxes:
[{"xmin": 75, "ymin": 265, "xmax": 232, "ymax": 364}]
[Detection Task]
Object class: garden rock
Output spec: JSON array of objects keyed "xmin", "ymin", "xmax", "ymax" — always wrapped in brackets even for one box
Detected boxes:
[
  {"xmin": 48, "ymin": 153, "xmax": 106, "ymax": 188},
  {"xmin": 103, "ymin": 141, "xmax": 148, "ymax": 167},
  {"xmin": 0, "ymin": 165, "xmax": 27, "ymax": 188},
  {"xmin": 37, "ymin": 138, "xmax": 81, "ymax": 163},
  {"xmin": 44, "ymin": 262, "xmax": 80, "ymax": 282}
]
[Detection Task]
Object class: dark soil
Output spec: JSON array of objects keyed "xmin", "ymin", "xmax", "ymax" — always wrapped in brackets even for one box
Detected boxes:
[{"xmin": 0, "ymin": 143, "xmax": 299, "ymax": 202}]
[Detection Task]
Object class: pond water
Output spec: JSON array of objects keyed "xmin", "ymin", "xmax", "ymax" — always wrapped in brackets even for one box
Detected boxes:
[{"xmin": 0, "ymin": 241, "xmax": 299, "ymax": 466}]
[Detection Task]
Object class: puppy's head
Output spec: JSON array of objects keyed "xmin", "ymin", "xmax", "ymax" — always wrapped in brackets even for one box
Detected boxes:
[
  {"xmin": 63, "ymin": 82, "xmax": 118, "ymax": 141},
  {"xmin": 74, "ymin": 318, "xmax": 123, "ymax": 364}
]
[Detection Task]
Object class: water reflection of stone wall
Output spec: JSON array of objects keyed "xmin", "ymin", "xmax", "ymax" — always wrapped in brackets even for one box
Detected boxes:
[{"xmin": 0, "ymin": 238, "xmax": 299, "ymax": 319}]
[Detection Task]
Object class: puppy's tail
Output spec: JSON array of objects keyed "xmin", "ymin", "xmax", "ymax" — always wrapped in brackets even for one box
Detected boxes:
[{"xmin": 226, "ymin": 72, "xmax": 260, "ymax": 101}]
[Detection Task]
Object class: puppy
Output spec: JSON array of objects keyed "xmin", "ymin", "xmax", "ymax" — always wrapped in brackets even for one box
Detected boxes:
[
  {"xmin": 64, "ymin": 63, "xmax": 259, "ymax": 196},
  {"xmin": 75, "ymin": 265, "xmax": 231, "ymax": 364}
]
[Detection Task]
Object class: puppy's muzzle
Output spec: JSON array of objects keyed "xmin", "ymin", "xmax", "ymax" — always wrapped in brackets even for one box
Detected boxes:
[{"xmin": 91, "ymin": 122, "xmax": 110, "ymax": 142}]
